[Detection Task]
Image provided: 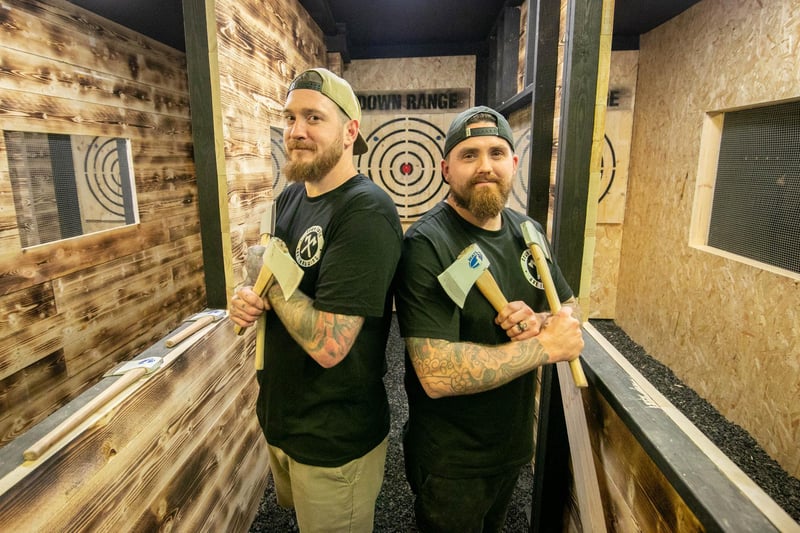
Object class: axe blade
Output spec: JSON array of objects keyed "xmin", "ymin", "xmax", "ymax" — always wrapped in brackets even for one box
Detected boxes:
[
  {"xmin": 263, "ymin": 237, "xmax": 304, "ymax": 300},
  {"xmin": 437, "ymin": 243, "xmax": 491, "ymax": 308},
  {"xmin": 521, "ymin": 220, "xmax": 551, "ymax": 261}
]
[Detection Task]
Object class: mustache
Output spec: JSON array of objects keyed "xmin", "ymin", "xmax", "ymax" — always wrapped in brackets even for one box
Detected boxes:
[
  {"xmin": 286, "ymin": 140, "xmax": 316, "ymax": 151},
  {"xmin": 469, "ymin": 174, "xmax": 501, "ymax": 185}
]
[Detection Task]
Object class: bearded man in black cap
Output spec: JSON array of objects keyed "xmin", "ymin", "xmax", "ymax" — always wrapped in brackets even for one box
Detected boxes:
[{"xmin": 394, "ymin": 106, "xmax": 584, "ymax": 532}]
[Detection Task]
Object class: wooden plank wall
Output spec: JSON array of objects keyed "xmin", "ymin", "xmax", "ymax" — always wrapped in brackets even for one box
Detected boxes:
[
  {"xmin": 0, "ymin": 0, "xmax": 330, "ymax": 530},
  {"xmin": 615, "ymin": 0, "xmax": 800, "ymax": 477},
  {"xmin": 216, "ymin": 0, "xmax": 327, "ymax": 290},
  {"xmin": 0, "ymin": 0, "xmax": 205, "ymax": 446},
  {"xmin": 0, "ymin": 324, "xmax": 266, "ymax": 532}
]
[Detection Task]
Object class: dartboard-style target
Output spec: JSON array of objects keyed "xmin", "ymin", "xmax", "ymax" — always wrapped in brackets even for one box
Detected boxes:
[
  {"xmin": 357, "ymin": 117, "xmax": 447, "ymax": 221},
  {"xmin": 82, "ymin": 137, "xmax": 125, "ymax": 217},
  {"xmin": 270, "ymin": 126, "xmax": 288, "ymax": 197},
  {"xmin": 599, "ymin": 134, "xmax": 617, "ymax": 203}
]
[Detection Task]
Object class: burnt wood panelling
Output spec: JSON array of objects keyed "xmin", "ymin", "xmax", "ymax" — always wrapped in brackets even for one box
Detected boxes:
[
  {"xmin": 0, "ymin": 325, "xmax": 267, "ymax": 532},
  {"xmin": 215, "ymin": 0, "xmax": 326, "ymax": 288},
  {"xmin": 0, "ymin": 0, "xmax": 202, "ymax": 445}
]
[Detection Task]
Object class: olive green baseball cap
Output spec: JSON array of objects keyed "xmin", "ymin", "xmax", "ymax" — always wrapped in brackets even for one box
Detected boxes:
[
  {"xmin": 443, "ymin": 105, "xmax": 515, "ymax": 157},
  {"xmin": 287, "ymin": 68, "xmax": 368, "ymax": 155}
]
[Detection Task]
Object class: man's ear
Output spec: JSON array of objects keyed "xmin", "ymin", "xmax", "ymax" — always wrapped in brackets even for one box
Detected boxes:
[
  {"xmin": 343, "ymin": 119, "xmax": 359, "ymax": 149},
  {"xmin": 441, "ymin": 159, "xmax": 449, "ymax": 184}
]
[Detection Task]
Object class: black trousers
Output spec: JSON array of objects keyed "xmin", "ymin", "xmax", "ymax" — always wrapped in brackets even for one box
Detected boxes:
[{"xmin": 406, "ymin": 460, "xmax": 522, "ymax": 533}]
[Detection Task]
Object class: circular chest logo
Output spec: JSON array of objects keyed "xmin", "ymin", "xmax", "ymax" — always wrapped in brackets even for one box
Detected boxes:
[
  {"xmin": 296, "ymin": 225, "xmax": 324, "ymax": 267},
  {"xmin": 520, "ymin": 249, "xmax": 544, "ymax": 290}
]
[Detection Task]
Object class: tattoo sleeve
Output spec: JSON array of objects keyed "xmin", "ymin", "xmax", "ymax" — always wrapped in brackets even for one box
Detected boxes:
[
  {"xmin": 267, "ymin": 283, "xmax": 364, "ymax": 368},
  {"xmin": 405, "ymin": 336, "xmax": 551, "ymax": 398}
]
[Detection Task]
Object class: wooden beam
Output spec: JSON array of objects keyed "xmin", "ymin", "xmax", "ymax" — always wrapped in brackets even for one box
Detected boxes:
[
  {"xmin": 525, "ymin": 0, "xmax": 561, "ymax": 229},
  {"xmin": 496, "ymin": 6, "xmax": 522, "ymax": 105},
  {"xmin": 182, "ymin": 0, "xmax": 233, "ymax": 308},
  {"xmin": 551, "ymin": 0, "xmax": 602, "ymax": 291}
]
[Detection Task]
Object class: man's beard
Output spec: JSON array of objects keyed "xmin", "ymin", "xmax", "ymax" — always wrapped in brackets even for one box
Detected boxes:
[
  {"xmin": 448, "ymin": 177, "xmax": 511, "ymax": 220},
  {"xmin": 284, "ymin": 135, "xmax": 343, "ymax": 184}
]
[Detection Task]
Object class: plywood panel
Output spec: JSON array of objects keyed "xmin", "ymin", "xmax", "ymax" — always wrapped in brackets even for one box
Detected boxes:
[
  {"xmin": 345, "ymin": 57, "xmax": 476, "ymax": 232},
  {"xmin": 615, "ymin": 0, "xmax": 800, "ymax": 476},
  {"xmin": 589, "ymin": 50, "xmax": 638, "ymax": 319}
]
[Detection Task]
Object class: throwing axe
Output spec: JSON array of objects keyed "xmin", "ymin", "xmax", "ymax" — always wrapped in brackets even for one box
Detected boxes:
[
  {"xmin": 235, "ymin": 237, "xmax": 303, "ymax": 370},
  {"xmin": 437, "ymin": 242, "xmax": 510, "ymax": 314},
  {"xmin": 165, "ymin": 309, "xmax": 227, "ymax": 348},
  {"xmin": 521, "ymin": 221, "xmax": 588, "ymax": 388},
  {"xmin": 23, "ymin": 357, "xmax": 163, "ymax": 461}
]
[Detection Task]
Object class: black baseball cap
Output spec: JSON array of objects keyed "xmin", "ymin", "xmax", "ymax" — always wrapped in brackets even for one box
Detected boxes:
[{"xmin": 443, "ymin": 105, "xmax": 515, "ymax": 157}]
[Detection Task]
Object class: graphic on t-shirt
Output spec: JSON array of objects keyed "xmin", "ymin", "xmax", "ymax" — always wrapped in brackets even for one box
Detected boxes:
[
  {"xmin": 520, "ymin": 249, "xmax": 544, "ymax": 290},
  {"xmin": 296, "ymin": 225, "xmax": 324, "ymax": 267}
]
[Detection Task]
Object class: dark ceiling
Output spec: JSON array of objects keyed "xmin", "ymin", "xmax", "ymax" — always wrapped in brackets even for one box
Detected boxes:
[{"xmin": 68, "ymin": 0, "xmax": 701, "ymax": 58}]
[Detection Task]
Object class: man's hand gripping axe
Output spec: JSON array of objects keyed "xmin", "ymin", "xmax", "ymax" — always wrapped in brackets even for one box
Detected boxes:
[
  {"xmin": 234, "ymin": 202, "xmax": 303, "ymax": 370},
  {"xmin": 521, "ymin": 221, "xmax": 588, "ymax": 388}
]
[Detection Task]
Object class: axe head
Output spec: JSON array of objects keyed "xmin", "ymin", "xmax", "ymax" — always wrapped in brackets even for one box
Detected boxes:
[
  {"xmin": 521, "ymin": 220, "xmax": 551, "ymax": 262},
  {"xmin": 437, "ymin": 243, "xmax": 490, "ymax": 308},
  {"xmin": 106, "ymin": 356, "xmax": 163, "ymax": 377},
  {"xmin": 262, "ymin": 237, "xmax": 304, "ymax": 300}
]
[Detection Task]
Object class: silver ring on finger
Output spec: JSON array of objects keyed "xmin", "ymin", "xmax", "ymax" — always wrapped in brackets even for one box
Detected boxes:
[{"xmin": 517, "ymin": 321, "xmax": 528, "ymax": 333}]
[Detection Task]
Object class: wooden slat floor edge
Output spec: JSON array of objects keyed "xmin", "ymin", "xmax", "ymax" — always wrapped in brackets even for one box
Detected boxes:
[{"xmin": 582, "ymin": 323, "xmax": 800, "ymax": 533}]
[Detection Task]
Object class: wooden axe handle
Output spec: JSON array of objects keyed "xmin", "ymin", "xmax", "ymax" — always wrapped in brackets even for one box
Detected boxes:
[
  {"xmin": 474, "ymin": 269, "xmax": 509, "ymax": 312},
  {"xmin": 529, "ymin": 244, "xmax": 588, "ymax": 388},
  {"xmin": 233, "ymin": 264, "xmax": 274, "ymax": 336},
  {"xmin": 23, "ymin": 367, "xmax": 147, "ymax": 461},
  {"xmin": 165, "ymin": 314, "xmax": 216, "ymax": 347}
]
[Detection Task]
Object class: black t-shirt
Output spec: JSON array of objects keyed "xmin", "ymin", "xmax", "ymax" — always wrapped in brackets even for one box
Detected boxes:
[
  {"xmin": 395, "ymin": 202, "xmax": 573, "ymax": 477},
  {"xmin": 256, "ymin": 175, "xmax": 403, "ymax": 467}
]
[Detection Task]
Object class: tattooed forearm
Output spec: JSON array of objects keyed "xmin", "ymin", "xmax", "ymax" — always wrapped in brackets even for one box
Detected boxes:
[
  {"xmin": 268, "ymin": 283, "xmax": 364, "ymax": 368},
  {"xmin": 406, "ymin": 336, "xmax": 551, "ymax": 398}
]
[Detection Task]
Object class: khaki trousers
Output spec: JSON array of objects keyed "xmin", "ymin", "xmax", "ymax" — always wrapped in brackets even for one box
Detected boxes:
[{"xmin": 267, "ymin": 437, "xmax": 388, "ymax": 532}]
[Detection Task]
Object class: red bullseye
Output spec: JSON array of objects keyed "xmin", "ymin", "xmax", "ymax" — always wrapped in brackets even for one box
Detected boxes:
[{"xmin": 400, "ymin": 162, "xmax": 413, "ymax": 175}]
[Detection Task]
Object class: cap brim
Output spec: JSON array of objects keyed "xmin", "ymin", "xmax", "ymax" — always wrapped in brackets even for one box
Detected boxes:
[{"xmin": 354, "ymin": 133, "xmax": 368, "ymax": 155}]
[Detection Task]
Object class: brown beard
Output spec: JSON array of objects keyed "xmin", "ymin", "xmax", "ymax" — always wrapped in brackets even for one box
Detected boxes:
[
  {"xmin": 448, "ymin": 177, "xmax": 511, "ymax": 220},
  {"xmin": 284, "ymin": 134, "xmax": 343, "ymax": 184}
]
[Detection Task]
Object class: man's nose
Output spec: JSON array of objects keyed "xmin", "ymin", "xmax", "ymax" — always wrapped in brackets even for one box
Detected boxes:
[
  {"xmin": 476, "ymin": 152, "xmax": 493, "ymax": 172},
  {"xmin": 287, "ymin": 119, "xmax": 307, "ymax": 138}
]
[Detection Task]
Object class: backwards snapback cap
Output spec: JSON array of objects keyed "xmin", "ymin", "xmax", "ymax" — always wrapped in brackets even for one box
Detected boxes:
[
  {"xmin": 288, "ymin": 68, "xmax": 368, "ymax": 155},
  {"xmin": 443, "ymin": 105, "xmax": 515, "ymax": 157}
]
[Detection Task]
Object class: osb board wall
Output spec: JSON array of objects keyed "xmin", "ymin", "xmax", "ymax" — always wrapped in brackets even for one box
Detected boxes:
[
  {"xmin": 216, "ymin": 0, "xmax": 327, "ymax": 290},
  {"xmin": 615, "ymin": 0, "xmax": 800, "ymax": 477},
  {"xmin": 343, "ymin": 56, "xmax": 475, "ymax": 231},
  {"xmin": 589, "ymin": 50, "xmax": 637, "ymax": 318},
  {"xmin": 0, "ymin": 0, "xmax": 205, "ymax": 446}
]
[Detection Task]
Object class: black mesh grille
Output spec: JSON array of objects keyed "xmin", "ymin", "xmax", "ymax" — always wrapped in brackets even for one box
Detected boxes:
[{"xmin": 708, "ymin": 100, "xmax": 800, "ymax": 274}]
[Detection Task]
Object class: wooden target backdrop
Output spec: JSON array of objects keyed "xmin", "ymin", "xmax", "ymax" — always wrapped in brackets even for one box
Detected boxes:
[
  {"xmin": 268, "ymin": 109, "xmax": 536, "ymax": 230},
  {"xmin": 357, "ymin": 115, "xmax": 449, "ymax": 224}
]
